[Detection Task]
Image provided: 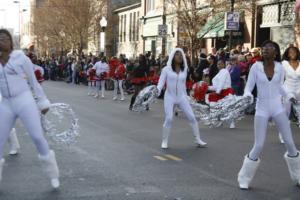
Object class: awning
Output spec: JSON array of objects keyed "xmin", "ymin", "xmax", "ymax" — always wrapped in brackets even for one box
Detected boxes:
[{"xmin": 197, "ymin": 14, "xmax": 225, "ymax": 39}]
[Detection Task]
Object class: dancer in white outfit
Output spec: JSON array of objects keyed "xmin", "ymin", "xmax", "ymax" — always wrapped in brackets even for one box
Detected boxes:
[
  {"xmin": 93, "ymin": 57, "xmax": 109, "ymax": 98},
  {"xmin": 157, "ymin": 48, "xmax": 207, "ymax": 149},
  {"xmin": 7, "ymin": 57, "xmax": 46, "ymax": 155},
  {"xmin": 207, "ymin": 59, "xmax": 236, "ymax": 128},
  {"xmin": 237, "ymin": 40, "xmax": 300, "ymax": 189},
  {"xmin": 0, "ymin": 29, "xmax": 59, "ymax": 189},
  {"xmin": 278, "ymin": 46, "xmax": 300, "ymax": 143}
]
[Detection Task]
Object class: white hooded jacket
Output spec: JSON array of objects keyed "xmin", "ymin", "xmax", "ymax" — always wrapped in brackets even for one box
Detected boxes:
[
  {"xmin": 0, "ymin": 50, "xmax": 50, "ymax": 110},
  {"xmin": 157, "ymin": 48, "xmax": 188, "ymax": 99},
  {"xmin": 244, "ymin": 61, "xmax": 293, "ymax": 101},
  {"xmin": 282, "ymin": 60, "xmax": 300, "ymax": 98},
  {"xmin": 93, "ymin": 61, "xmax": 109, "ymax": 76}
]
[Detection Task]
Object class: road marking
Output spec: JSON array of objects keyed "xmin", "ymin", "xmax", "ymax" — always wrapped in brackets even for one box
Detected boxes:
[
  {"xmin": 153, "ymin": 156, "xmax": 168, "ymax": 161},
  {"xmin": 164, "ymin": 154, "xmax": 182, "ymax": 161}
]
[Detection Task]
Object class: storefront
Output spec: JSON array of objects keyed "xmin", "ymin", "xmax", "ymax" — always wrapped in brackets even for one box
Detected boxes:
[
  {"xmin": 197, "ymin": 13, "xmax": 245, "ymax": 53},
  {"xmin": 256, "ymin": 0, "xmax": 296, "ymax": 53}
]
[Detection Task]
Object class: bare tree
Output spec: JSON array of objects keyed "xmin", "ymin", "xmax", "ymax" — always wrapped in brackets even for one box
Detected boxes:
[
  {"xmin": 32, "ymin": 0, "xmax": 107, "ymax": 57},
  {"xmin": 166, "ymin": 0, "xmax": 256, "ymax": 65}
]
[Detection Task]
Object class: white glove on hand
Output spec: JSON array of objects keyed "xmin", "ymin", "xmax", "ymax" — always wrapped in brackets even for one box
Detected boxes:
[
  {"xmin": 0, "ymin": 91, "xmax": 2, "ymax": 103},
  {"xmin": 37, "ymin": 98, "xmax": 51, "ymax": 112},
  {"xmin": 243, "ymin": 93, "xmax": 254, "ymax": 104},
  {"xmin": 155, "ymin": 87, "xmax": 160, "ymax": 98},
  {"xmin": 208, "ymin": 86, "xmax": 214, "ymax": 91}
]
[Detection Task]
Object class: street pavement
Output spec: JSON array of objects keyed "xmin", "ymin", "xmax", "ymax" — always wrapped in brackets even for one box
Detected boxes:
[{"xmin": 1, "ymin": 81, "xmax": 300, "ymax": 200}]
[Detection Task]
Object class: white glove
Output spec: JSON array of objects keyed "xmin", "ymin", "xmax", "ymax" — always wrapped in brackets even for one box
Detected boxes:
[
  {"xmin": 0, "ymin": 91, "xmax": 2, "ymax": 103},
  {"xmin": 37, "ymin": 98, "xmax": 51, "ymax": 111},
  {"xmin": 208, "ymin": 86, "xmax": 214, "ymax": 91},
  {"xmin": 155, "ymin": 87, "xmax": 160, "ymax": 98},
  {"xmin": 243, "ymin": 93, "xmax": 254, "ymax": 104}
]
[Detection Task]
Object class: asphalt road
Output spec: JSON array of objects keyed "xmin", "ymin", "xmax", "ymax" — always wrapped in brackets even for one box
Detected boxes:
[{"xmin": 1, "ymin": 81, "xmax": 300, "ymax": 200}]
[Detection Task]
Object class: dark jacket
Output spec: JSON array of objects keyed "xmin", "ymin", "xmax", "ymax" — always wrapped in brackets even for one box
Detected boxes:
[{"xmin": 195, "ymin": 59, "xmax": 209, "ymax": 82}]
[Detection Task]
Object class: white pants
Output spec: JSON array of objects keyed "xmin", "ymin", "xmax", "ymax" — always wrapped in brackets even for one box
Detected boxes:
[
  {"xmin": 284, "ymin": 94, "xmax": 300, "ymax": 118},
  {"xmin": 88, "ymin": 81, "xmax": 96, "ymax": 94},
  {"xmin": 0, "ymin": 91, "xmax": 49, "ymax": 158},
  {"xmin": 248, "ymin": 99, "xmax": 298, "ymax": 160},
  {"xmin": 163, "ymin": 94, "xmax": 197, "ymax": 128},
  {"xmin": 113, "ymin": 79, "xmax": 124, "ymax": 99},
  {"xmin": 96, "ymin": 80, "xmax": 106, "ymax": 96}
]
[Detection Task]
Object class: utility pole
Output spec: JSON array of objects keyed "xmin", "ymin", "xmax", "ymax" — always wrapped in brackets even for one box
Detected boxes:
[
  {"xmin": 228, "ymin": 0, "xmax": 235, "ymax": 50},
  {"xmin": 161, "ymin": 0, "xmax": 166, "ymax": 58},
  {"xmin": 250, "ymin": 0, "xmax": 256, "ymax": 48}
]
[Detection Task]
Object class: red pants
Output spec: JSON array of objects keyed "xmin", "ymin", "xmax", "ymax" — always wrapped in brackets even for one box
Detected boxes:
[{"xmin": 208, "ymin": 88, "xmax": 235, "ymax": 102}]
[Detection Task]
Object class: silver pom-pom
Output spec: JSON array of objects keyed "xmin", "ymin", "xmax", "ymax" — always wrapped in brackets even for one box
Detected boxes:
[
  {"xmin": 41, "ymin": 103, "xmax": 80, "ymax": 145},
  {"xmin": 187, "ymin": 95, "xmax": 252, "ymax": 127},
  {"xmin": 293, "ymin": 101, "xmax": 300, "ymax": 126},
  {"xmin": 132, "ymin": 85, "xmax": 158, "ymax": 112}
]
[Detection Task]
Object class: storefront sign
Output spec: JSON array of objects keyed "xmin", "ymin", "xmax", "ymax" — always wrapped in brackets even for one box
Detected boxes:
[{"xmin": 225, "ymin": 12, "xmax": 240, "ymax": 31}]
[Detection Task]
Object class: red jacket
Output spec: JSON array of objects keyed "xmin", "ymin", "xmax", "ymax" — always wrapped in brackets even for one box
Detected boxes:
[
  {"xmin": 114, "ymin": 63, "xmax": 126, "ymax": 80},
  {"xmin": 109, "ymin": 59, "xmax": 119, "ymax": 78}
]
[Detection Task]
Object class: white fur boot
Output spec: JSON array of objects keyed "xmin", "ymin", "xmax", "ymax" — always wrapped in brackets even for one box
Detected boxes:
[
  {"xmin": 39, "ymin": 150, "xmax": 60, "ymax": 189},
  {"xmin": 237, "ymin": 155, "xmax": 260, "ymax": 189},
  {"xmin": 8, "ymin": 128, "xmax": 20, "ymax": 155},
  {"xmin": 190, "ymin": 123, "xmax": 207, "ymax": 147},
  {"xmin": 229, "ymin": 121, "xmax": 236, "ymax": 129},
  {"xmin": 0, "ymin": 159, "xmax": 4, "ymax": 182},
  {"xmin": 284, "ymin": 152, "xmax": 300, "ymax": 186},
  {"xmin": 161, "ymin": 127, "xmax": 171, "ymax": 149}
]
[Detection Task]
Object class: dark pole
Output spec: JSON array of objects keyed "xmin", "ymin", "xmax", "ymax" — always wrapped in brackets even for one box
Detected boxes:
[
  {"xmin": 250, "ymin": 0, "xmax": 256, "ymax": 48},
  {"xmin": 161, "ymin": 0, "xmax": 166, "ymax": 58},
  {"xmin": 228, "ymin": 0, "xmax": 235, "ymax": 50}
]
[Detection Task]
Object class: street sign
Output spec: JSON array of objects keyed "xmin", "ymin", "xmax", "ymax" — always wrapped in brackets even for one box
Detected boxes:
[
  {"xmin": 158, "ymin": 25, "xmax": 168, "ymax": 37},
  {"xmin": 225, "ymin": 12, "xmax": 239, "ymax": 31}
]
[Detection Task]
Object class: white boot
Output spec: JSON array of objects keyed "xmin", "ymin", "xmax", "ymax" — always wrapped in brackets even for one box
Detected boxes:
[
  {"xmin": 8, "ymin": 128, "xmax": 20, "ymax": 155},
  {"xmin": 190, "ymin": 123, "xmax": 207, "ymax": 147},
  {"xmin": 94, "ymin": 92, "xmax": 99, "ymax": 98},
  {"xmin": 101, "ymin": 85, "xmax": 105, "ymax": 98},
  {"xmin": 278, "ymin": 133, "xmax": 285, "ymax": 144},
  {"xmin": 39, "ymin": 150, "xmax": 60, "ymax": 189},
  {"xmin": 229, "ymin": 121, "xmax": 236, "ymax": 129},
  {"xmin": 161, "ymin": 127, "xmax": 171, "ymax": 149},
  {"xmin": 0, "ymin": 159, "xmax": 5, "ymax": 182},
  {"xmin": 237, "ymin": 155, "xmax": 260, "ymax": 189},
  {"xmin": 284, "ymin": 152, "xmax": 300, "ymax": 186}
]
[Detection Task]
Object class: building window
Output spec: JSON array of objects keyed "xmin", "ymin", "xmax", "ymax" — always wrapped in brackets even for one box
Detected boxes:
[
  {"xmin": 133, "ymin": 12, "xmax": 136, "ymax": 41},
  {"xmin": 120, "ymin": 15, "xmax": 123, "ymax": 42},
  {"xmin": 129, "ymin": 13, "xmax": 132, "ymax": 41},
  {"xmin": 137, "ymin": 11, "xmax": 139, "ymax": 41},
  {"xmin": 124, "ymin": 14, "xmax": 126, "ymax": 42},
  {"xmin": 146, "ymin": 0, "xmax": 155, "ymax": 14}
]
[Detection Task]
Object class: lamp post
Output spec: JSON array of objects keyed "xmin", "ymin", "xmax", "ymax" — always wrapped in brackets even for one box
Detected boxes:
[
  {"xmin": 43, "ymin": 36, "xmax": 48, "ymax": 57},
  {"xmin": 99, "ymin": 16, "xmax": 107, "ymax": 56},
  {"xmin": 161, "ymin": 0, "xmax": 166, "ymax": 58},
  {"xmin": 59, "ymin": 31, "xmax": 65, "ymax": 57},
  {"xmin": 13, "ymin": 1, "xmax": 27, "ymax": 49}
]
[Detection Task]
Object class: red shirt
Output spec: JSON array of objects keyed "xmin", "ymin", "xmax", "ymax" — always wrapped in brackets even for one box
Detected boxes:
[
  {"xmin": 114, "ymin": 63, "xmax": 126, "ymax": 80},
  {"xmin": 109, "ymin": 59, "xmax": 119, "ymax": 78}
]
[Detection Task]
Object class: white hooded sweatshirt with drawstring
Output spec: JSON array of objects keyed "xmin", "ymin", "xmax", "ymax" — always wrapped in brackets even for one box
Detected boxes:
[
  {"xmin": 157, "ymin": 48, "xmax": 206, "ymax": 148},
  {"xmin": 0, "ymin": 50, "xmax": 51, "ymax": 158}
]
